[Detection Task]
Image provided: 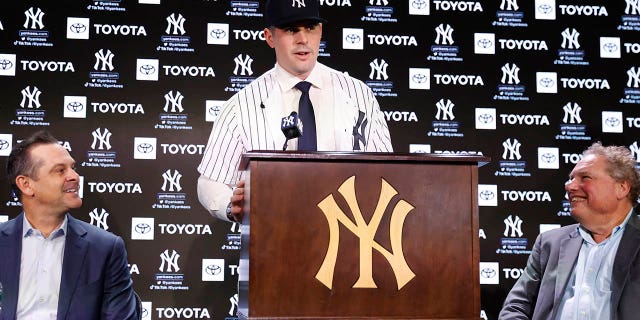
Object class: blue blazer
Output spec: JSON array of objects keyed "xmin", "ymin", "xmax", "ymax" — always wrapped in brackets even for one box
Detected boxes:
[{"xmin": 0, "ymin": 213, "xmax": 138, "ymax": 320}]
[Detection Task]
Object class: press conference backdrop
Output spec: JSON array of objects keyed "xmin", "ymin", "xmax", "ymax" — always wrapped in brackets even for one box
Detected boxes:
[{"xmin": 1, "ymin": 0, "xmax": 639, "ymax": 319}]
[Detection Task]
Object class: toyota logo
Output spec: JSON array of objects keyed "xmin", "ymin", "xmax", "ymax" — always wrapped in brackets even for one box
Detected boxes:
[
  {"xmin": 0, "ymin": 59, "xmax": 13, "ymax": 70},
  {"xmin": 480, "ymin": 268, "xmax": 496, "ymax": 279},
  {"xmin": 66, "ymin": 101, "xmax": 84, "ymax": 112},
  {"xmin": 477, "ymin": 38, "xmax": 493, "ymax": 49},
  {"xmin": 205, "ymin": 264, "xmax": 222, "ymax": 276},
  {"xmin": 0, "ymin": 139, "xmax": 9, "ymax": 151},
  {"xmin": 411, "ymin": 0, "xmax": 427, "ymax": 10},
  {"xmin": 135, "ymin": 223, "xmax": 151, "ymax": 234},
  {"xmin": 602, "ymin": 42, "xmax": 618, "ymax": 53},
  {"xmin": 538, "ymin": 77, "xmax": 554, "ymax": 88},
  {"xmin": 139, "ymin": 64, "xmax": 156, "ymax": 75},
  {"xmin": 477, "ymin": 113, "xmax": 494, "ymax": 124},
  {"xmin": 411, "ymin": 73, "xmax": 428, "ymax": 84},
  {"xmin": 537, "ymin": 4, "xmax": 553, "ymax": 14},
  {"xmin": 605, "ymin": 117, "xmax": 621, "ymax": 128},
  {"xmin": 479, "ymin": 190, "xmax": 495, "ymax": 201},
  {"xmin": 210, "ymin": 29, "xmax": 226, "ymax": 39},
  {"xmin": 69, "ymin": 23, "xmax": 87, "ymax": 33},
  {"xmin": 344, "ymin": 33, "xmax": 361, "ymax": 44},
  {"xmin": 137, "ymin": 143, "xmax": 154, "ymax": 154},
  {"xmin": 208, "ymin": 106, "xmax": 220, "ymax": 116},
  {"xmin": 540, "ymin": 153, "xmax": 556, "ymax": 163}
]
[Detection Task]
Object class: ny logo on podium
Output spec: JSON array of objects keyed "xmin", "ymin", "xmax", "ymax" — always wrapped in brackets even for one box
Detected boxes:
[{"xmin": 316, "ymin": 176, "xmax": 415, "ymax": 290}]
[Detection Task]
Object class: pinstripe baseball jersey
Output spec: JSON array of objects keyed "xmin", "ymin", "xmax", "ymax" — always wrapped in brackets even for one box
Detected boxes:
[{"xmin": 198, "ymin": 62, "xmax": 393, "ymax": 185}]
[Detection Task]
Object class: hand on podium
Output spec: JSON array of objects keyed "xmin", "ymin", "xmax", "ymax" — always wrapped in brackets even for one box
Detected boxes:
[{"xmin": 227, "ymin": 180, "xmax": 245, "ymax": 223}]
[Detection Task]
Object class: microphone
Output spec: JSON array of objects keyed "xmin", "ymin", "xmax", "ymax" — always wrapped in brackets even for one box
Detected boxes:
[{"xmin": 281, "ymin": 111, "xmax": 303, "ymax": 150}]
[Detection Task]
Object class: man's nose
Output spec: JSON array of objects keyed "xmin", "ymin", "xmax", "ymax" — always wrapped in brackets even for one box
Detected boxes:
[
  {"xmin": 564, "ymin": 179, "xmax": 576, "ymax": 191},
  {"xmin": 68, "ymin": 168, "xmax": 79, "ymax": 181},
  {"xmin": 294, "ymin": 30, "xmax": 308, "ymax": 43}
]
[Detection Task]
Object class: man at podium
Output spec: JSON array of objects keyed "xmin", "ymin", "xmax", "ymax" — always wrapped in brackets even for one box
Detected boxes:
[
  {"xmin": 197, "ymin": 0, "xmax": 392, "ymax": 223},
  {"xmin": 499, "ymin": 142, "xmax": 640, "ymax": 320}
]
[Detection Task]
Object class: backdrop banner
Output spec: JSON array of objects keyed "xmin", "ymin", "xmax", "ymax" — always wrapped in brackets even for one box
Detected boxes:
[{"xmin": 1, "ymin": 1, "xmax": 639, "ymax": 319}]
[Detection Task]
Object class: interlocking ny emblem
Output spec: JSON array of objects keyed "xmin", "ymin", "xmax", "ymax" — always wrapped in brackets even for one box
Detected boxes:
[{"xmin": 316, "ymin": 176, "xmax": 415, "ymax": 290}]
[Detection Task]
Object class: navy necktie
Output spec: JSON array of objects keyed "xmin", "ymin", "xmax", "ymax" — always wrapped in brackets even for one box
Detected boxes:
[{"xmin": 295, "ymin": 81, "xmax": 317, "ymax": 151}]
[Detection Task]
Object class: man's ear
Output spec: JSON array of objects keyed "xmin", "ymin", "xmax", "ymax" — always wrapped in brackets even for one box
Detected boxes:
[
  {"xmin": 616, "ymin": 180, "xmax": 631, "ymax": 200},
  {"xmin": 264, "ymin": 27, "xmax": 275, "ymax": 48},
  {"xmin": 15, "ymin": 175, "xmax": 34, "ymax": 197}
]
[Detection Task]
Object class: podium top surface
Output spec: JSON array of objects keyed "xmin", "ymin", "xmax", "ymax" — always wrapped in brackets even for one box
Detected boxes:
[{"xmin": 240, "ymin": 151, "xmax": 489, "ymax": 170}]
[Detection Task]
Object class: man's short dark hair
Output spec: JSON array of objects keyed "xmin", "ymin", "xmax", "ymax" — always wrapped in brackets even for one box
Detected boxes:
[{"xmin": 7, "ymin": 130, "xmax": 59, "ymax": 199}]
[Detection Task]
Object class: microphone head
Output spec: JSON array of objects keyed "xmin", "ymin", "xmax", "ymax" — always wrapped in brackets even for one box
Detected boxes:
[{"xmin": 281, "ymin": 111, "xmax": 302, "ymax": 139}]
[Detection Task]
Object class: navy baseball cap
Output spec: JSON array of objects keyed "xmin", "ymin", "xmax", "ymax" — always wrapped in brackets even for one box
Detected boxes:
[{"xmin": 265, "ymin": 0, "xmax": 327, "ymax": 27}]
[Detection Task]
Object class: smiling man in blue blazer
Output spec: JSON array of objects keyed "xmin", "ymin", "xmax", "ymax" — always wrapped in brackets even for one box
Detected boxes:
[
  {"xmin": 0, "ymin": 131, "xmax": 138, "ymax": 320},
  {"xmin": 499, "ymin": 142, "xmax": 640, "ymax": 320}
]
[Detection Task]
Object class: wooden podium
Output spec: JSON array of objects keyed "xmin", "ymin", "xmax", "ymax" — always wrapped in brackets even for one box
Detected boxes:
[{"xmin": 237, "ymin": 152, "xmax": 488, "ymax": 320}]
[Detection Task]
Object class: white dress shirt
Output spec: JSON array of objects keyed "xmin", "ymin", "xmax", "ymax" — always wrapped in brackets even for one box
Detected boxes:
[
  {"xmin": 17, "ymin": 215, "xmax": 67, "ymax": 320},
  {"xmin": 273, "ymin": 63, "xmax": 337, "ymax": 150}
]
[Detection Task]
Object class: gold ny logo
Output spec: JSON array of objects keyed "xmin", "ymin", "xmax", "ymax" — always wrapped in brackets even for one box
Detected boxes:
[{"xmin": 315, "ymin": 176, "xmax": 415, "ymax": 290}]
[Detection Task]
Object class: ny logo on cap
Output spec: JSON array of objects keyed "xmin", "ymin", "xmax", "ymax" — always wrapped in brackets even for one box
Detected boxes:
[{"xmin": 292, "ymin": 0, "xmax": 306, "ymax": 8}]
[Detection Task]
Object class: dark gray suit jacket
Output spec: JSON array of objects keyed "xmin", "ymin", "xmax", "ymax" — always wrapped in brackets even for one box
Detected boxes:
[
  {"xmin": 499, "ymin": 213, "xmax": 640, "ymax": 320},
  {"xmin": 0, "ymin": 213, "xmax": 138, "ymax": 320}
]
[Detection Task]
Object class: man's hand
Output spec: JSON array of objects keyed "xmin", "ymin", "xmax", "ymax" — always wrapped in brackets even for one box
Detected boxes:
[{"xmin": 228, "ymin": 180, "xmax": 245, "ymax": 223}]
